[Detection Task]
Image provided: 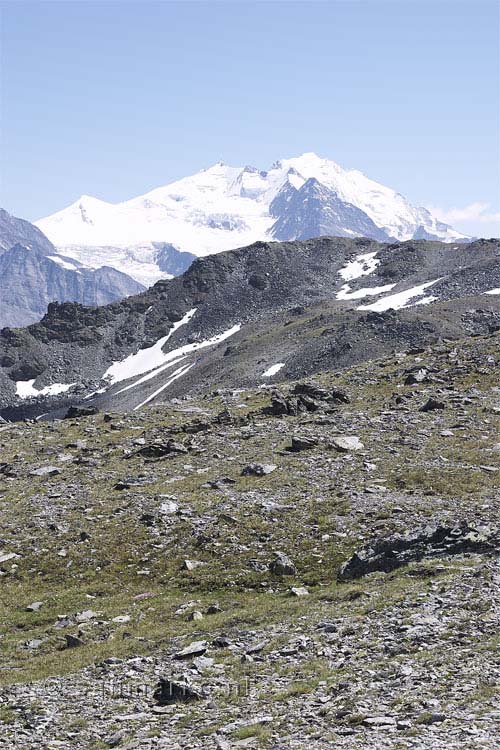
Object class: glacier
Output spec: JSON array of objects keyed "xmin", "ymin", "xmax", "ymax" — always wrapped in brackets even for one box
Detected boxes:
[{"xmin": 36, "ymin": 152, "xmax": 467, "ymax": 286}]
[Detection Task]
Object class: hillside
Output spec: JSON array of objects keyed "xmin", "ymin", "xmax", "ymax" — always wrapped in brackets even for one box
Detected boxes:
[
  {"xmin": 0, "ymin": 331, "xmax": 498, "ymax": 749},
  {"xmin": 0, "ymin": 236, "xmax": 498, "ymax": 419},
  {"xmin": 0, "ymin": 209, "xmax": 145, "ymax": 328}
]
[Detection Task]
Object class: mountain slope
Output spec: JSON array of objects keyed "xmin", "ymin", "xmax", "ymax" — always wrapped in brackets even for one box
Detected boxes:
[
  {"xmin": 35, "ymin": 153, "xmax": 467, "ymax": 284},
  {"xmin": 0, "ymin": 236, "xmax": 498, "ymax": 419},
  {"xmin": 0, "ymin": 243, "xmax": 145, "ymax": 328},
  {"xmin": 0, "ymin": 208, "xmax": 147, "ymax": 328},
  {"xmin": 1, "ymin": 331, "xmax": 498, "ymax": 750},
  {"xmin": 270, "ymin": 178, "xmax": 390, "ymax": 242},
  {"xmin": 0, "ymin": 207, "xmax": 54, "ymax": 254}
]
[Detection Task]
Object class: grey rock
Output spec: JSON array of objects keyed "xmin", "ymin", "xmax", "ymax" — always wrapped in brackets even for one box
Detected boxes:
[
  {"xmin": 338, "ymin": 523, "xmax": 498, "ymax": 580},
  {"xmin": 420, "ymin": 397, "xmax": 445, "ymax": 412},
  {"xmin": 331, "ymin": 435, "xmax": 364, "ymax": 452},
  {"xmin": 30, "ymin": 466, "xmax": 61, "ymax": 477},
  {"xmin": 269, "ymin": 552, "xmax": 297, "ymax": 576},
  {"xmin": 289, "ymin": 435, "xmax": 319, "ymax": 452},
  {"xmin": 173, "ymin": 640, "xmax": 207, "ymax": 660}
]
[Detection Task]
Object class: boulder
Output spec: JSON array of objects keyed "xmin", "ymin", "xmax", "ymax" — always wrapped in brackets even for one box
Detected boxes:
[
  {"xmin": 269, "ymin": 552, "xmax": 296, "ymax": 576},
  {"xmin": 64, "ymin": 405, "xmax": 99, "ymax": 419},
  {"xmin": 153, "ymin": 678, "xmax": 203, "ymax": 705},
  {"xmin": 241, "ymin": 463, "xmax": 277, "ymax": 476},
  {"xmin": 330, "ymin": 435, "xmax": 364, "ymax": 452}
]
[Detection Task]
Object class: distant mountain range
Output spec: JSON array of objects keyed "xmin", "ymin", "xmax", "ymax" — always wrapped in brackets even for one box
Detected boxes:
[
  {"xmin": 0, "ymin": 153, "xmax": 475, "ymax": 330},
  {"xmin": 36, "ymin": 152, "xmax": 468, "ymax": 286},
  {"xmin": 0, "ymin": 209, "xmax": 144, "ymax": 328},
  {"xmin": 0, "ymin": 209, "xmax": 196, "ymax": 328}
]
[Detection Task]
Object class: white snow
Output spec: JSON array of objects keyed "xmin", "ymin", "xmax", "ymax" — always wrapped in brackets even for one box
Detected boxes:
[
  {"xmin": 130, "ymin": 320, "xmax": 242, "ymax": 409},
  {"xmin": 114, "ymin": 356, "xmax": 187, "ymax": 395},
  {"xmin": 262, "ymin": 363, "xmax": 285, "ymax": 377},
  {"xmin": 35, "ymin": 153, "xmax": 467, "ymax": 285},
  {"xmin": 133, "ymin": 363, "xmax": 194, "ymax": 411},
  {"xmin": 103, "ymin": 308, "xmax": 197, "ymax": 385},
  {"xmin": 338, "ymin": 252, "xmax": 380, "ymax": 282},
  {"xmin": 357, "ymin": 279, "xmax": 442, "ymax": 312},
  {"xmin": 106, "ymin": 321, "xmax": 240, "ymax": 390},
  {"xmin": 414, "ymin": 295, "xmax": 438, "ymax": 306},
  {"xmin": 16, "ymin": 379, "xmax": 75, "ymax": 399},
  {"xmin": 484, "ymin": 288, "xmax": 500, "ymax": 295},
  {"xmin": 336, "ymin": 283, "xmax": 395, "ymax": 300},
  {"xmin": 101, "ymin": 310, "xmax": 241, "ymax": 409},
  {"xmin": 46, "ymin": 255, "xmax": 82, "ymax": 272}
]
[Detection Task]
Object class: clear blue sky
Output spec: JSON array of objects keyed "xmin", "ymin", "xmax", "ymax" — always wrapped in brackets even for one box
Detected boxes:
[{"xmin": 1, "ymin": 0, "xmax": 499, "ymax": 235}]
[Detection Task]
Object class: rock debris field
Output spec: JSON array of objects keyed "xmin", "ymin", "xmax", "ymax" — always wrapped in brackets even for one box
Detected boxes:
[{"xmin": 0, "ymin": 331, "xmax": 499, "ymax": 749}]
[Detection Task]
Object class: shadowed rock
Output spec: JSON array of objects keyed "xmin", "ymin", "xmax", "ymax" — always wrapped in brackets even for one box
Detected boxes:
[
  {"xmin": 338, "ymin": 523, "xmax": 498, "ymax": 581},
  {"xmin": 153, "ymin": 678, "xmax": 203, "ymax": 705}
]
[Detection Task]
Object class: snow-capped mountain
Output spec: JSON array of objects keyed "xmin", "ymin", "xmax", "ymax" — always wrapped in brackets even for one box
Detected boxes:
[{"xmin": 36, "ymin": 153, "xmax": 467, "ymax": 286}]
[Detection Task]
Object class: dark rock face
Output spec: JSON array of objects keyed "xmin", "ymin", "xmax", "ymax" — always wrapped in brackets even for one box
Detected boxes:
[
  {"xmin": 64, "ymin": 405, "xmax": 99, "ymax": 419},
  {"xmin": 270, "ymin": 178, "xmax": 390, "ymax": 242},
  {"xmin": 338, "ymin": 524, "xmax": 498, "ymax": 581},
  {"xmin": 0, "ymin": 236, "xmax": 499, "ymax": 419},
  {"xmin": 153, "ymin": 242, "xmax": 196, "ymax": 276}
]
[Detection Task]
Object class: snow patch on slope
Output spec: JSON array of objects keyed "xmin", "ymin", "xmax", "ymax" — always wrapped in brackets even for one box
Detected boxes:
[
  {"xmin": 133, "ymin": 363, "xmax": 195, "ymax": 411},
  {"xmin": 16, "ymin": 380, "xmax": 76, "ymax": 399},
  {"xmin": 262, "ymin": 363, "xmax": 285, "ymax": 377},
  {"xmin": 336, "ymin": 283, "xmax": 395, "ymax": 300},
  {"xmin": 357, "ymin": 279, "xmax": 442, "ymax": 311},
  {"xmin": 103, "ymin": 309, "xmax": 197, "ymax": 385},
  {"xmin": 338, "ymin": 252, "xmax": 380, "ymax": 281}
]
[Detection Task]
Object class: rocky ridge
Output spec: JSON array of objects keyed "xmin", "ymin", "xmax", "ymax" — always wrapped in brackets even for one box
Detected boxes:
[{"xmin": 0, "ymin": 236, "xmax": 499, "ymax": 419}]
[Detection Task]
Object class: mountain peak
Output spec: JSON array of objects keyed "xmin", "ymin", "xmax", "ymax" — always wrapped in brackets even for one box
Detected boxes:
[
  {"xmin": 36, "ymin": 155, "xmax": 468, "ymax": 261},
  {"xmin": 73, "ymin": 194, "xmax": 112, "ymax": 207}
]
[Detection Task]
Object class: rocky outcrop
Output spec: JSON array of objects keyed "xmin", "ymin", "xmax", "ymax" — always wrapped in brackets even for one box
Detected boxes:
[{"xmin": 338, "ymin": 523, "xmax": 499, "ymax": 580}]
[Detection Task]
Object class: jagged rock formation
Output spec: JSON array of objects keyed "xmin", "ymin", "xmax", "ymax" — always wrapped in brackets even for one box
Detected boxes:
[{"xmin": 269, "ymin": 178, "xmax": 389, "ymax": 242}]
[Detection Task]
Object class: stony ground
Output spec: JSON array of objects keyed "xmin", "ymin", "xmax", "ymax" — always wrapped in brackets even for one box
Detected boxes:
[{"xmin": 0, "ymin": 331, "xmax": 499, "ymax": 749}]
